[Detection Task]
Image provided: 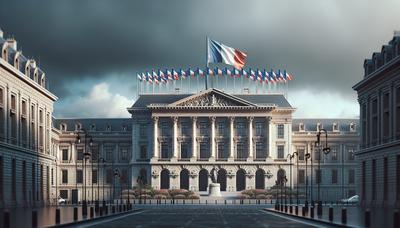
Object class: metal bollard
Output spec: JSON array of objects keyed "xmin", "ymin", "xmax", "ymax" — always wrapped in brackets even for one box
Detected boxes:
[
  {"xmin": 215, "ymin": 200, "xmax": 217, "ymax": 204},
  {"xmin": 310, "ymin": 206, "xmax": 314, "ymax": 218},
  {"xmin": 317, "ymin": 202, "xmax": 322, "ymax": 217},
  {"xmin": 206, "ymin": 200, "xmax": 208, "ymax": 204},
  {"xmin": 55, "ymin": 208, "xmax": 61, "ymax": 224},
  {"xmin": 73, "ymin": 207, "xmax": 78, "ymax": 221},
  {"xmin": 329, "ymin": 206, "xmax": 333, "ymax": 222},
  {"xmin": 225, "ymin": 200, "xmax": 227, "ymax": 205},
  {"xmin": 3, "ymin": 211, "xmax": 10, "ymax": 228},
  {"xmin": 295, "ymin": 205, "xmax": 298, "ymax": 215},
  {"xmin": 365, "ymin": 209, "xmax": 371, "ymax": 228},
  {"xmin": 302, "ymin": 206, "xmax": 306, "ymax": 217},
  {"xmin": 32, "ymin": 210, "xmax": 38, "ymax": 228},
  {"xmin": 289, "ymin": 205, "xmax": 293, "ymax": 214},
  {"xmin": 394, "ymin": 210, "xmax": 399, "ymax": 228},
  {"xmin": 90, "ymin": 207, "xmax": 94, "ymax": 218},
  {"xmin": 285, "ymin": 205, "xmax": 288, "ymax": 213},
  {"xmin": 341, "ymin": 208, "xmax": 347, "ymax": 224},
  {"xmin": 105, "ymin": 205, "xmax": 109, "ymax": 215}
]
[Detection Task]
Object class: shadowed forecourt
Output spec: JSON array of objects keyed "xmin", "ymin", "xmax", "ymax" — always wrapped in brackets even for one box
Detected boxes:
[{"xmin": 76, "ymin": 205, "xmax": 317, "ymax": 228}]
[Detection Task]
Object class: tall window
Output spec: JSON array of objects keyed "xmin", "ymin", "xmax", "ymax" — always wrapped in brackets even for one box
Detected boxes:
[
  {"xmin": 91, "ymin": 147, "xmax": 98, "ymax": 161},
  {"xmin": 331, "ymin": 146, "xmax": 338, "ymax": 161},
  {"xmin": 217, "ymin": 122, "xmax": 225, "ymax": 136},
  {"xmin": 371, "ymin": 99, "xmax": 378, "ymax": 145},
  {"xmin": 298, "ymin": 170, "xmax": 305, "ymax": 184},
  {"xmin": 120, "ymin": 148, "xmax": 129, "ymax": 161},
  {"xmin": 76, "ymin": 170, "xmax": 83, "ymax": 184},
  {"xmin": 331, "ymin": 169, "xmax": 338, "ymax": 184},
  {"xmin": 12, "ymin": 159, "xmax": 16, "ymax": 200},
  {"xmin": 383, "ymin": 157, "xmax": 388, "ymax": 200},
  {"xmin": 140, "ymin": 124, "xmax": 147, "ymax": 137},
  {"xmin": 348, "ymin": 169, "xmax": 355, "ymax": 184},
  {"xmin": 92, "ymin": 170, "xmax": 98, "ymax": 184},
  {"xmin": 236, "ymin": 122, "xmax": 245, "ymax": 136},
  {"xmin": 77, "ymin": 149, "xmax": 83, "ymax": 161},
  {"xmin": 372, "ymin": 159, "xmax": 376, "ymax": 200},
  {"xmin": 106, "ymin": 148, "xmax": 113, "ymax": 162},
  {"xmin": 217, "ymin": 142, "xmax": 226, "ymax": 158},
  {"xmin": 298, "ymin": 148, "xmax": 305, "ymax": 161},
  {"xmin": 256, "ymin": 142, "xmax": 265, "ymax": 159},
  {"xmin": 277, "ymin": 124, "xmax": 284, "ymax": 138},
  {"xmin": 362, "ymin": 161, "xmax": 366, "ymax": 200},
  {"xmin": 255, "ymin": 122, "xmax": 263, "ymax": 136},
  {"xmin": 161, "ymin": 122, "xmax": 170, "ymax": 136},
  {"xmin": 62, "ymin": 149, "xmax": 68, "ymax": 162},
  {"xmin": 236, "ymin": 142, "xmax": 246, "ymax": 159},
  {"xmin": 181, "ymin": 122, "xmax": 189, "ymax": 136},
  {"xmin": 383, "ymin": 92, "xmax": 390, "ymax": 142},
  {"xmin": 199, "ymin": 122, "xmax": 208, "ymax": 135},
  {"xmin": 347, "ymin": 146, "xmax": 355, "ymax": 161},
  {"xmin": 140, "ymin": 145, "xmax": 147, "ymax": 159},
  {"xmin": 161, "ymin": 143, "xmax": 169, "ymax": 159},
  {"xmin": 277, "ymin": 145, "xmax": 284, "ymax": 159},
  {"xmin": 180, "ymin": 143, "xmax": 189, "ymax": 158},
  {"xmin": 200, "ymin": 142, "xmax": 209, "ymax": 159},
  {"xmin": 62, "ymin": 170, "xmax": 68, "ymax": 184}
]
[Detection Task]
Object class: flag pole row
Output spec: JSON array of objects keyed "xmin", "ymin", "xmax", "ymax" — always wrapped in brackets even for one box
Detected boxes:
[{"xmin": 137, "ymin": 67, "xmax": 293, "ymax": 84}]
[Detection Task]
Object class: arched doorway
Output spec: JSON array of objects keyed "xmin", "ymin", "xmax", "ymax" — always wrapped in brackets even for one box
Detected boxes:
[
  {"xmin": 180, "ymin": 169, "xmax": 189, "ymax": 190},
  {"xmin": 236, "ymin": 169, "xmax": 246, "ymax": 191},
  {"xmin": 199, "ymin": 169, "xmax": 208, "ymax": 191},
  {"xmin": 160, "ymin": 169, "xmax": 170, "ymax": 189},
  {"xmin": 255, "ymin": 169, "xmax": 265, "ymax": 189},
  {"xmin": 217, "ymin": 169, "xmax": 227, "ymax": 191},
  {"xmin": 139, "ymin": 168, "xmax": 147, "ymax": 185}
]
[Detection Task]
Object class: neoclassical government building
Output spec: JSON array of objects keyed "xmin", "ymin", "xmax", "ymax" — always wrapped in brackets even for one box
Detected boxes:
[{"xmin": 0, "ymin": 27, "xmax": 359, "ymax": 207}]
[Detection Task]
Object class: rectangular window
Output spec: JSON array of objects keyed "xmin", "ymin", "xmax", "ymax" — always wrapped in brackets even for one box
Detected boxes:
[
  {"xmin": 256, "ymin": 142, "xmax": 265, "ymax": 159},
  {"xmin": 331, "ymin": 169, "xmax": 338, "ymax": 184},
  {"xmin": 383, "ymin": 93, "xmax": 390, "ymax": 141},
  {"xmin": 140, "ymin": 145, "xmax": 147, "ymax": 159},
  {"xmin": 180, "ymin": 143, "xmax": 189, "ymax": 158},
  {"xmin": 217, "ymin": 122, "xmax": 225, "ymax": 136},
  {"xmin": 298, "ymin": 148, "xmax": 305, "ymax": 161},
  {"xmin": 62, "ymin": 170, "xmax": 68, "ymax": 184},
  {"xmin": 76, "ymin": 170, "xmax": 83, "ymax": 184},
  {"xmin": 237, "ymin": 142, "xmax": 246, "ymax": 159},
  {"xmin": 92, "ymin": 170, "xmax": 98, "ymax": 184},
  {"xmin": 77, "ymin": 149, "xmax": 83, "ymax": 161},
  {"xmin": 60, "ymin": 190, "xmax": 68, "ymax": 200},
  {"xmin": 161, "ymin": 143, "xmax": 169, "ymax": 159},
  {"xmin": 298, "ymin": 169, "xmax": 305, "ymax": 184},
  {"xmin": 106, "ymin": 148, "xmax": 113, "ymax": 162},
  {"xmin": 11, "ymin": 94, "xmax": 16, "ymax": 110},
  {"xmin": 396, "ymin": 87, "xmax": 400, "ymax": 138},
  {"xmin": 200, "ymin": 122, "xmax": 208, "ymax": 135},
  {"xmin": 106, "ymin": 169, "xmax": 112, "ymax": 184},
  {"xmin": 331, "ymin": 147, "xmax": 338, "ymax": 161},
  {"xmin": 347, "ymin": 147, "xmax": 355, "ymax": 161},
  {"xmin": 277, "ymin": 124, "xmax": 284, "ymax": 139},
  {"xmin": 62, "ymin": 149, "xmax": 68, "ymax": 161},
  {"xmin": 51, "ymin": 168, "xmax": 53, "ymax": 185},
  {"xmin": 181, "ymin": 122, "xmax": 189, "ymax": 136},
  {"xmin": 236, "ymin": 122, "xmax": 245, "ymax": 136},
  {"xmin": 255, "ymin": 122, "xmax": 263, "ymax": 136},
  {"xmin": 91, "ymin": 147, "xmax": 98, "ymax": 161},
  {"xmin": 161, "ymin": 122, "xmax": 170, "ymax": 136},
  {"xmin": 120, "ymin": 148, "xmax": 129, "ymax": 161},
  {"xmin": 217, "ymin": 142, "xmax": 226, "ymax": 159},
  {"xmin": 21, "ymin": 100, "xmax": 27, "ymax": 115},
  {"xmin": 348, "ymin": 169, "xmax": 355, "ymax": 184},
  {"xmin": 384, "ymin": 157, "xmax": 388, "ymax": 200},
  {"xmin": 140, "ymin": 124, "xmax": 147, "ymax": 137},
  {"xmin": 0, "ymin": 88, "xmax": 3, "ymax": 105},
  {"xmin": 372, "ymin": 99, "xmax": 378, "ymax": 145},
  {"xmin": 372, "ymin": 159, "xmax": 376, "ymax": 200},
  {"xmin": 277, "ymin": 145, "xmax": 284, "ymax": 159},
  {"xmin": 200, "ymin": 142, "xmax": 209, "ymax": 159},
  {"xmin": 316, "ymin": 169, "xmax": 321, "ymax": 184}
]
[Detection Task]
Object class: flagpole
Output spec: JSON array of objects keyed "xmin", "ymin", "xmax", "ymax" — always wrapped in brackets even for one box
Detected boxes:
[{"xmin": 205, "ymin": 37, "xmax": 209, "ymax": 90}]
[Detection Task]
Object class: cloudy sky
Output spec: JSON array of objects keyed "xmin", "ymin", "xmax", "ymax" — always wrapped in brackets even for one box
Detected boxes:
[{"xmin": 1, "ymin": 0, "xmax": 399, "ymax": 118}]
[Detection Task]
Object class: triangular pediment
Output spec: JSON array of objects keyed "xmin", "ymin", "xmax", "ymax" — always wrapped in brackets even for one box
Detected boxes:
[{"xmin": 169, "ymin": 89, "xmax": 257, "ymax": 107}]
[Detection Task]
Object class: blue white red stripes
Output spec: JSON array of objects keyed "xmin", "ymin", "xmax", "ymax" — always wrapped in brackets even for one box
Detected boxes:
[{"xmin": 207, "ymin": 39, "xmax": 247, "ymax": 70}]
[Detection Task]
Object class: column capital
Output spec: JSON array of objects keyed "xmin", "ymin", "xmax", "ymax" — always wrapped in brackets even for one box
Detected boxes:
[
  {"xmin": 266, "ymin": 116, "xmax": 272, "ymax": 121},
  {"xmin": 191, "ymin": 116, "xmax": 198, "ymax": 122},
  {"xmin": 152, "ymin": 116, "xmax": 159, "ymax": 122},
  {"xmin": 172, "ymin": 116, "xmax": 179, "ymax": 123},
  {"xmin": 229, "ymin": 116, "xmax": 235, "ymax": 122},
  {"xmin": 247, "ymin": 116, "xmax": 254, "ymax": 122},
  {"xmin": 209, "ymin": 116, "xmax": 216, "ymax": 122}
]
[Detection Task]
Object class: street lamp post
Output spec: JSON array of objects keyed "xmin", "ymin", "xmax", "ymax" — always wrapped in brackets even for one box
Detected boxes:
[
  {"xmin": 55, "ymin": 158, "xmax": 58, "ymax": 207},
  {"xmin": 287, "ymin": 153, "xmax": 294, "ymax": 204},
  {"xmin": 114, "ymin": 169, "xmax": 120, "ymax": 206},
  {"xmin": 275, "ymin": 180, "xmax": 279, "ymax": 209},
  {"xmin": 100, "ymin": 158, "xmax": 106, "ymax": 208},
  {"xmin": 284, "ymin": 175, "xmax": 288, "ymax": 206},
  {"xmin": 316, "ymin": 129, "xmax": 330, "ymax": 216},
  {"xmin": 76, "ymin": 130, "xmax": 92, "ymax": 217}
]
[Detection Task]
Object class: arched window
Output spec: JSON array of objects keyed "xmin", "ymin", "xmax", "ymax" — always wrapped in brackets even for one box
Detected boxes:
[
  {"xmin": 160, "ymin": 169, "xmax": 170, "ymax": 189},
  {"xmin": 198, "ymin": 169, "xmax": 208, "ymax": 191},
  {"xmin": 217, "ymin": 169, "xmax": 227, "ymax": 191},
  {"xmin": 180, "ymin": 169, "xmax": 189, "ymax": 190},
  {"xmin": 60, "ymin": 123, "xmax": 67, "ymax": 131},
  {"xmin": 75, "ymin": 123, "xmax": 82, "ymax": 131},
  {"xmin": 236, "ymin": 169, "xmax": 246, "ymax": 191},
  {"xmin": 139, "ymin": 168, "xmax": 147, "ymax": 185},
  {"xmin": 2, "ymin": 48, "xmax": 7, "ymax": 61},
  {"xmin": 255, "ymin": 169, "xmax": 265, "ymax": 189}
]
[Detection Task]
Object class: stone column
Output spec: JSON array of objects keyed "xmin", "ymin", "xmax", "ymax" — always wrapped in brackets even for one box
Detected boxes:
[
  {"xmin": 152, "ymin": 116, "xmax": 159, "ymax": 159},
  {"xmin": 210, "ymin": 116, "xmax": 216, "ymax": 159},
  {"xmin": 248, "ymin": 117, "xmax": 254, "ymax": 160},
  {"xmin": 172, "ymin": 117, "xmax": 178, "ymax": 158},
  {"xmin": 229, "ymin": 117, "xmax": 235, "ymax": 159},
  {"xmin": 191, "ymin": 117, "xmax": 197, "ymax": 160},
  {"xmin": 268, "ymin": 117, "xmax": 273, "ymax": 158}
]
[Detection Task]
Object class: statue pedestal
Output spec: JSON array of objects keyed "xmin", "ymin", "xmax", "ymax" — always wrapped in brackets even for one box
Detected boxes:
[{"xmin": 208, "ymin": 183, "xmax": 221, "ymax": 197}]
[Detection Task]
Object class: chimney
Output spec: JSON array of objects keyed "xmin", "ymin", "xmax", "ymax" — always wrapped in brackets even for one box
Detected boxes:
[
  {"xmin": 6, "ymin": 38, "xmax": 17, "ymax": 50},
  {"xmin": 394, "ymin": 30, "xmax": 400, "ymax": 37}
]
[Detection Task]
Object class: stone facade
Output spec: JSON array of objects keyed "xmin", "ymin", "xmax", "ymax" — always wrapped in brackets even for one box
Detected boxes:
[
  {"xmin": 353, "ymin": 31, "xmax": 400, "ymax": 208},
  {"xmin": 0, "ymin": 29, "xmax": 58, "ymax": 208}
]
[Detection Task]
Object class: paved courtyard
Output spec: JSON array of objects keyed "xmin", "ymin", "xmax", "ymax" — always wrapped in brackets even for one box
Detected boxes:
[{"xmin": 77, "ymin": 205, "xmax": 316, "ymax": 228}]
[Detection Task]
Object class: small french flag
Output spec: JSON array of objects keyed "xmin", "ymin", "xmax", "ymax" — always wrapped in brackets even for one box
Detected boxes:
[
  {"xmin": 207, "ymin": 38, "xmax": 247, "ymax": 70},
  {"xmin": 188, "ymin": 69, "xmax": 195, "ymax": 77},
  {"xmin": 180, "ymin": 69, "xmax": 187, "ymax": 79}
]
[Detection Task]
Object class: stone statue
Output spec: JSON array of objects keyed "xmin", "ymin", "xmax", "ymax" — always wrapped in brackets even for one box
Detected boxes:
[{"xmin": 210, "ymin": 167, "xmax": 218, "ymax": 183}]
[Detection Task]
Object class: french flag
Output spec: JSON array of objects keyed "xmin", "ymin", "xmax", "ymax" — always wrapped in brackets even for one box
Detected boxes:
[{"xmin": 207, "ymin": 39, "xmax": 247, "ymax": 70}]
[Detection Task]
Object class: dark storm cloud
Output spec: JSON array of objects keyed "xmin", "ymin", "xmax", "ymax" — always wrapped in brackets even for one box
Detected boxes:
[{"xmin": 1, "ymin": 0, "xmax": 399, "ymax": 102}]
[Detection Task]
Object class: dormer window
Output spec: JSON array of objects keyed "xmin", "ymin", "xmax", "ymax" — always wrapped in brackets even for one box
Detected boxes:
[
  {"xmin": 332, "ymin": 123, "xmax": 338, "ymax": 132},
  {"xmin": 106, "ymin": 125, "xmax": 111, "ymax": 131},
  {"xmin": 90, "ymin": 124, "xmax": 96, "ymax": 131},
  {"xmin": 122, "ymin": 125, "xmax": 127, "ymax": 131},
  {"xmin": 350, "ymin": 123, "xmax": 356, "ymax": 132},
  {"xmin": 317, "ymin": 123, "xmax": 322, "ymax": 132},
  {"xmin": 2, "ymin": 48, "xmax": 7, "ymax": 61},
  {"xmin": 14, "ymin": 57, "xmax": 19, "ymax": 70},
  {"xmin": 75, "ymin": 123, "xmax": 82, "ymax": 131},
  {"xmin": 60, "ymin": 123, "xmax": 67, "ymax": 131},
  {"xmin": 299, "ymin": 123, "xmax": 305, "ymax": 132}
]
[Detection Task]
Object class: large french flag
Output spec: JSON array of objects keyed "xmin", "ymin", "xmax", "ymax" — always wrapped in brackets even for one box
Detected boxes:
[{"xmin": 207, "ymin": 39, "xmax": 247, "ymax": 70}]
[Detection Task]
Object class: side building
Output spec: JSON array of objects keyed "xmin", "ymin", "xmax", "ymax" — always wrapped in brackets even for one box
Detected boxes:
[
  {"xmin": 0, "ymin": 29, "xmax": 58, "ymax": 208},
  {"xmin": 353, "ymin": 31, "xmax": 400, "ymax": 208}
]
